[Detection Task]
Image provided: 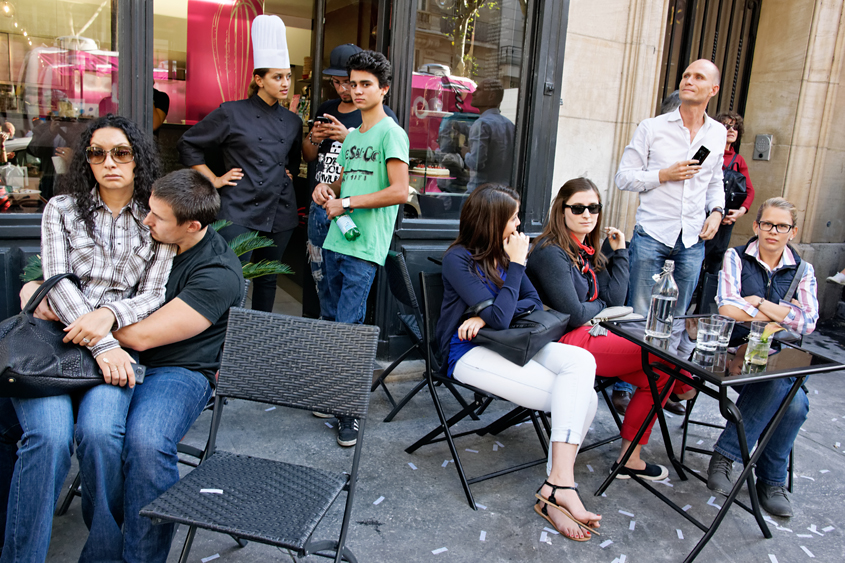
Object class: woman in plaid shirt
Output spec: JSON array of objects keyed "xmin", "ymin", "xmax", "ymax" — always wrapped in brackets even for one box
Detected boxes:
[{"xmin": 0, "ymin": 115, "xmax": 175, "ymax": 562}]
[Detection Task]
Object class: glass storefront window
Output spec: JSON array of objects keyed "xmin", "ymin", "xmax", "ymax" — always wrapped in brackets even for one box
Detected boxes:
[
  {"xmin": 0, "ymin": 0, "xmax": 118, "ymax": 214},
  {"xmin": 407, "ymin": 0, "xmax": 526, "ymax": 220}
]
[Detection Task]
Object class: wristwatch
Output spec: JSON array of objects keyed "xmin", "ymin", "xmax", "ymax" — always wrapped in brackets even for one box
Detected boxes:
[
  {"xmin": 342, "ymin": 197, "xmax": 352, "ymax": 212},
  {"xmin": 710, "ymin": 206, "xmax": 725, "ymax": 217}
]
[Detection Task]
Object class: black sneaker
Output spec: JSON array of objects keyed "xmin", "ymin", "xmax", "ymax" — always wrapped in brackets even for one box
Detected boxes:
[
  {"xmin": 610, "ymin": 460, "xmax": 669, "ymax": 480},
  {"xmin": 336, "ymin": 416, "xmax": 359, "ymax": 447}
]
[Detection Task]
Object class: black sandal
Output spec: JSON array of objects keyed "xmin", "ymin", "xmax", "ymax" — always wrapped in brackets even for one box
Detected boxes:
[{"xmin": 533, "ymin": 480, "xmax": 600, "ymax": 541}]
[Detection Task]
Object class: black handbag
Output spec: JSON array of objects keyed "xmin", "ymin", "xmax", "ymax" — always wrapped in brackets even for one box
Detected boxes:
[
  {"xmin": 723, "ymin": 153, "xmax": 748, "ymax": 210},
  {"xmin": 464, "ymin": 299, "xmax": 570, "ymax": 367},
  {"xmin": 0, "ymin": 273, "xmax": 102, "ymax": 398}
]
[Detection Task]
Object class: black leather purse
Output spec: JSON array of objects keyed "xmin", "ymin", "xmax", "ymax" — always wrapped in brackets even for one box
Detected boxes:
[
  {"xmin": 464, "ymin": 299, "xmax": 570, "ymax": 367},
  {"xmin": 0, "ymin": 273, "xmax": 102, "ymax": 398}
]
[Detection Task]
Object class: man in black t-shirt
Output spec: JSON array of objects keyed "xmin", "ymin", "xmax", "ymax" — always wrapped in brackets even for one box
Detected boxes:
[
  {"xmin": 111, "ymin": 169, "xmax": 244, "ymax": 561},
  {"xmin": 303, "ymin": 43, "xmax": 397, "ymax": 320}
]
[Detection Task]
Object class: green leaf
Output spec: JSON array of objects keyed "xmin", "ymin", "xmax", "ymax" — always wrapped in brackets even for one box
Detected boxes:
[
  {"xmin": 241, "ymin": 260, "xmax": 293, "ymax": 280},
  {"xmin": 209, "ymin": 220, "xmax": 231, "ymax": 232},
  {"xmin": 20, "ymin": 254, "xmax": 43, "ymax": 283},
  {"xmin": 227, "ymin": 231, "xmax": 276, "ymax": 258}
]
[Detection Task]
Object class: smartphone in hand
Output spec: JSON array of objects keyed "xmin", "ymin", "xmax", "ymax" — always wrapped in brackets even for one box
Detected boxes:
[
  {"xmin": 133, "ymin": 364, "xmax": 147, "ymax": 384},
  {"xmin": 691, "ymin": 146, "xmax": 711, "ymax": 165}
]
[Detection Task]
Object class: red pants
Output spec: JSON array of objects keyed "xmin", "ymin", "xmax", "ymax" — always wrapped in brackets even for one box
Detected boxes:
[{"xmin": 561, "ymin": 326, "xmax": 673, "ymax": 445}]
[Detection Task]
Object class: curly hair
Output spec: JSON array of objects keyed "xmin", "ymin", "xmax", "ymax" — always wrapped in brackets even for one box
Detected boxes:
[
  {"xmin": 715, "ymin": 110, "xmax": 744, "ymax": 147},
  {"xmin": 55, "ymin": 114, "xmax": 162, "ymax": 237},
  {"xmin": 347, "ymin": 50, "xmax": 392, "ymax": 88}
]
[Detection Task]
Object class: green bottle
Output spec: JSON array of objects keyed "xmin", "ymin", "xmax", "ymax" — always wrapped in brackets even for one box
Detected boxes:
[{"xmin": 334, "ymin": 214, "xmax": 361, "ymax": 241}]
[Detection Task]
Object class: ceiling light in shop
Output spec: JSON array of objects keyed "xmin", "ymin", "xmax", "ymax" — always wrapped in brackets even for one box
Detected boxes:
[{"xmin": 1, "ymin": 2, "xmax": 14, "ymax": 17}]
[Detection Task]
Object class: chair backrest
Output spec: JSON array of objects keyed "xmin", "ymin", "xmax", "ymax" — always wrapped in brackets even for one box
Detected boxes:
[
  {"xmin": 419, "ymin": 271, "xmax": 445, "ymax": 376},
  {"xmin": 384, "ymin": 251, "xmax": 420, "ymax": 311},
  {"xmin": 217, "ymin": 308, "xmax": 379, "ymax": 419}
]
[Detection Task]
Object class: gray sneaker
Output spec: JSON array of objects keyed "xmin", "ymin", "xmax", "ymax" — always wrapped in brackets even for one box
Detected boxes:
[
  {"xmin": 707, "ymin": 452, "xmax": 734, "ymax": 495},
  {"xmin": 756, "ymin": 481, "xmax": 793, "ymax": 518}
]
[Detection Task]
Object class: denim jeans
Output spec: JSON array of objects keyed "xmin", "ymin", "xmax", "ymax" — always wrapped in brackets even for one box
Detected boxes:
[
  {"xmin": 0, "ymin": 399, "xmax": 22, "ymax": 549},
  {"xmin": 219, "ymin": 223, "xmax": 294, "ymax": 313},
  {"xmin": 627, "ymin": 224, "xmax": 705, "ymax": 316},
  {"xmin": 322, "ymin": 249, "xmax": 378, "ymax": 324},
  {"xmin": 714, "ymin": 377, "xmax": 808, "ymax": 487},
  {"xmin": 307, "ymin": 202, "xmax": 332, "ymax": 319},
  {"xmin": 122, "ymin": 367, "xmax": 212, "ymax": 563},
  {"xmin": 1, "ymin": 383, "xmax": 133, "ymax": 563}
]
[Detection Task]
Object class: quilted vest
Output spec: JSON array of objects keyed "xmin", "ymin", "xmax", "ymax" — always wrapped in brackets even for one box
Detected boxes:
[{"xmin": 734, "ymin": 237, "xmax": 802, "ymax": 302}]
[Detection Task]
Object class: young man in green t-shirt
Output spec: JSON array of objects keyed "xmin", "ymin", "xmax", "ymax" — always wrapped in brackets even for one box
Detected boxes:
[{"xmin": 313, "ymin": 50, "xmax": 409, "ymax": 446}]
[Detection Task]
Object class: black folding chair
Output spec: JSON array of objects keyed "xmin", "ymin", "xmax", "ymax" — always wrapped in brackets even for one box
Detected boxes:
[
  {"xmin": 140, "ymin": 309, "xmax": 378, "ymax": 563},
  {"xmin": 372, "ymin": 251, "xmax": 475, "ymax": 422},
  {"xmin": 405, "ymin": 272, "xmax": 552, "ymax": 510}
]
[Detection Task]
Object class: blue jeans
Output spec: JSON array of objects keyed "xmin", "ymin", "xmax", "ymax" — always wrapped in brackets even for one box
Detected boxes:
[
  {"xmin": 626, "ymin": 225, "xmax": 705, "ymax": 316},
  {"xmin": 714, "ymin": 378, "xmax": 808, "ymax": 487},
  {"xmin": 122, "ymin": 367, "xmax": 212, "ymax": 563},
  {"xmin": 0, "ymin": 400, "xmax": 22, "ymax": 549},
  {"xmin": 322, "ymin": 249, "xmax": 378, "ymax": 324},
  {"xmin": 307, "ymin": 202, "xmax": 332, "ymax": 319},
  {"xmin": 1, "ymin": 383, "xmax": 133, "ymax": 563}
]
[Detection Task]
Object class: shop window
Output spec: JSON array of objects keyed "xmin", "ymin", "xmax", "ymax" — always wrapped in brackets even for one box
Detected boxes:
[
  {"xmin": 407, "ymin": 0, "xmax": 527, "ymax": 220},
  {"xmin": 0, "ymin": 0, "xmax": 118, "ymax": 214}
]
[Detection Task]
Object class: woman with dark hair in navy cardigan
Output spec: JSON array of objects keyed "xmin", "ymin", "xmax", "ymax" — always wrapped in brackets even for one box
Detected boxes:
[{"xmin": 436, "ymin": 184, "xmax": 601, "ymax": 542}]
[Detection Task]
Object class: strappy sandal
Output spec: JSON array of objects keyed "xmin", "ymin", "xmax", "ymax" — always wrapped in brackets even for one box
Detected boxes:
[{"xmin": 534, "ymin": 480, "xmax": 600, "ymax": 542}]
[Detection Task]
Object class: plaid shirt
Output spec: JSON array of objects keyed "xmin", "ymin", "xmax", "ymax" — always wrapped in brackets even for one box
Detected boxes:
[
  {"xmin": 716, "ymin": 240, "xmax": 818, "ymax": 334},
  {"xmin": 41, "ymin": 192, "xmax": 176, "ymax": 357}
]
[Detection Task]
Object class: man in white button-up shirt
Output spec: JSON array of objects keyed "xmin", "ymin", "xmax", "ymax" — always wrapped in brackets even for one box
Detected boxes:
[{"xmin": 616, "ymin": 59, "xmax": 728, "ymax": 317}]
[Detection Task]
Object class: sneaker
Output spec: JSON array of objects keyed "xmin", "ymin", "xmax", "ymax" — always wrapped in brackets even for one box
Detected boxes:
[
  {"xmin": 826, "ymin": 271, "xmax": 845, "ymax": 285},
  {"xmin": 707, "ymin": 452, "xmax": 734, "ymax": 495},
  {"xmin": 336, "ymin": 416, "xmax": 359, "ymax": 447},
  {"xmin": 756, "ymin": 481, "xmax": 793, "ymax": 518},
  {"xmin": 312, "ymin": 411, "xmax": 334, "ymax": 418},
  {"xmin": 610, "ymin": 460, "xmax": 669, "ymax": 480}
]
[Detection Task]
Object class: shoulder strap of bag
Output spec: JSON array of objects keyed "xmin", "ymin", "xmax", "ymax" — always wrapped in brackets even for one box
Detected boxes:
[
  {"xmin": 22, "ymin": 273, "xmax": 80, "ymax": 317},
  {"xmin": 463, "ymin": 298, "xmax": 494, "ymax": 319},
  {"xmin": 783, "ymin": 260, "xmax": 807, "ymax": 303},
  {"xmin": 724, "ymin": 152, "xmax": 739, "ymax": 171}
]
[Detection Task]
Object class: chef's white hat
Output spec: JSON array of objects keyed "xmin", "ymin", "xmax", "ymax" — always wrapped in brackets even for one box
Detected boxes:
[{"xmin": 252, "ymin": 15, "xmax": 290, "ymax": 70}]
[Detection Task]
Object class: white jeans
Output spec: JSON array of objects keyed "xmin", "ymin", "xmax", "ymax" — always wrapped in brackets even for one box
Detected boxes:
[{"xmin": 453, "ymin": 342, "xmax": 598, "ymax": 475}]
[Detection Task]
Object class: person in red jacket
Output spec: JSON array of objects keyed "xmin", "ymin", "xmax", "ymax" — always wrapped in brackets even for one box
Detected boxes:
[{"xmin": 702, "ymin": 111, "xmax": 755, "ymax": 276}]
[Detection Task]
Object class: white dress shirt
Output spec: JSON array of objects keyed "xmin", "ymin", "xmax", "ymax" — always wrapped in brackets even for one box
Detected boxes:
[{"xmin": 615, "ymin": 108, "xmax": 727, "ymax": 248}]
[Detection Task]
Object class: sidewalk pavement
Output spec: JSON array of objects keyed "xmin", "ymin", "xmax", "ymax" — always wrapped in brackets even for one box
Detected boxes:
[{"xmin": 45, "ymin": 322, "xmax": 845, "ymax": 563}]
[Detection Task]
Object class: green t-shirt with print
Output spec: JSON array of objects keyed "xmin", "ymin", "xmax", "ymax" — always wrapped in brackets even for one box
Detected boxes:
[{"xmin": 323, "ymin": 116, "xmax": 409, "ymax": 266}]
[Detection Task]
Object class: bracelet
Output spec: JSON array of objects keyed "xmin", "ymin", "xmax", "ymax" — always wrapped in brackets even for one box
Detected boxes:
[{"xmin": 308, "ymin": 132, "xmax": 320, "ymax": 147}]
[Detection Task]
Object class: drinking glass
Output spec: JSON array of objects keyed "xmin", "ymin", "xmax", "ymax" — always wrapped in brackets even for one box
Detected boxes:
[
  {"xmin": 744, "ymin": 320, "xmax": 771, "ymax": 366},
  {"xmin": 696, "ymin": 317, "xmax": 723, "ymax": 352},
  {"xmin": 711, "ymin": 314, "xmax": 735, "ymax": 349}
]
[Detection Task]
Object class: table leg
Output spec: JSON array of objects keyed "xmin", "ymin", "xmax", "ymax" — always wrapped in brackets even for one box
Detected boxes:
[{"xmin": 643, "ymin": 358, "xmax": 687, "ymax": 481}]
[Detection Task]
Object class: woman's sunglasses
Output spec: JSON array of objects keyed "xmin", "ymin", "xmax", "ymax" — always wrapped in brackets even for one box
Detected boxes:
[
  {"xmin": 564, "ymin": 203, "xmax": 602, "ymax": 215},
  {"xmin": 85, "ymin": 146, "xmax": 135, "ymax": 165}
]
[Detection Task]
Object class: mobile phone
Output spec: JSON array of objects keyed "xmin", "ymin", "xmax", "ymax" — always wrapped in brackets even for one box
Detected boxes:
[
  {"xmin": 315, "ymin": 116, "xmax": 332, "ymax": 124},
  {"xmin": 133, "ymin": 364, "xmax": 147, "ymax": 384},
  {"xmin": 691, "ymin": 146, "xmax": 711, "ymax": 165}
]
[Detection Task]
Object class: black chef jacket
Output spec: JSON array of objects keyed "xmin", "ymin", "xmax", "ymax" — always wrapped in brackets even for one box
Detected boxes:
[{"xmin": 178, "ymin": 95, "xmax": 303, "ymax": 233}]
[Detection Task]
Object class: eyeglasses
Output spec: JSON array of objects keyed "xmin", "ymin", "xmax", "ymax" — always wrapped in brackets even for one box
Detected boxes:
[
  {"xmin": 757, "ymin": 220, "xmax": 794, "ymax": 234},
  {"xmin": 331, "ymin": 79, "xmax": 351, "ymax": 90},
  {"xmin": 85, "ymin": 146, "xmax": 134, "ymax": 165},
  {"xmin": 722, "ymin": 123, "xmax": 738, "ymax": 131},
  {"xmin": 564, "ymin": 203, "xmax": 602, "ymax": 215}
]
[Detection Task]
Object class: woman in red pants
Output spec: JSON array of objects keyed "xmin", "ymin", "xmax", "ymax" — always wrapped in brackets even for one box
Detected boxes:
[{"xmin": 527, "ymin": 177, "xmax": 672, "ymax": 480}]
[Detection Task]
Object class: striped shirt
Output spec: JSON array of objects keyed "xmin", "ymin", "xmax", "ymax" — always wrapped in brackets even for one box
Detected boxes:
[
  {"xmin": 41, "ymin": 191, "xmax": 176, "ymax": 357},
  {"xmin": 716, "ymin": 240, "xmax": 818, "ymax": 334}
]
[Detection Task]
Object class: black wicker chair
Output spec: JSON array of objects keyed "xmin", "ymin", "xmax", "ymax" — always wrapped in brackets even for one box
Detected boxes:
[
  {"xmin": 372, "ymin": 251, "xmax": 475, "ymax": 422},
  {"xmin": 405, "ymin": 271, "xmax": 554, "ymax": 510},
  {"xmin": 139, "ymin": 309, "xmax": 378, "ymax": 563}
]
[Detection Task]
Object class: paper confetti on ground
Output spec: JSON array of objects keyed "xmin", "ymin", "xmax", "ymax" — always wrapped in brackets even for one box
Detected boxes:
[
  {"xmin": 676, "ymin": 529, "xmax": 684, "ymax": 539},
  {"xmin": 820, "ymin": 470, "xmax": 830, "ymax": 474},
  {"xmin": 807, "ymin": 525, "xmax": 823, "ymax": 536},
  {"xmin": 479, "ymin": 531, "xmax": 486, "ymax": 541},
  {"xmin": 696, "ymin": 439, "xmax": 704, "ymax": 445},
  {"xmin": 495, "ymin": 441, "xmax": 505, "ymax": 448},
  {"xmin": 665, "ymin": 413, "xmax": 674, "ymax": 418},
  {"xmin": 493, "ymin": 444, "xmax": 498, "ymax": 451},
  {"xmin": 768, "ymin": 555, "xmax": 778, "ymax": 563},
  {"xmin": 544, "ymin": 527, "xmax": 560, "ymax": 535},
  {"xmin": 814, "ymin": 389, "xmax": 818, "ymax": 394},
  {"xmin": 707, "ymin": 496, "xmax": 722, "ymax": 509},
  {"xmin": 200, "ymin": 489, "xmax": 223, "ymax": 494},
  {"xmin": 796, "ymin": 534, "xmax": 813, "ymax": 538},
  {"xmin": 476, "ymin": 504, "xmax": 487, "ymax": 510},
  {"xmin": 587, "ymin": 464, "xmax": 594, "ymax": 473},
  {"xmin": 201, "ymin": 555, "xmax": 220, "ymax": 563},
  {"xmin": 682, "ymin": 504, "xmax": 692, "ymax": 512},
  {"xmin": 629, "ymin": 520, "xmax": 636, "ymax": 531},
  {"xmin": 539, "ymin": 531, "xmax": 548, "ymax": 543},
  {"xmin": 441, "ymin": 460, "xmax": 450, "ymax": 467},
  {"xmin": 408, "ymin": 463, "xmax": 417, "ymax": 470},
  {"xmin": 431, "ymin": 547, "xmax": 447, "ymax": 555},
  {"xmin": 836, "ymin": 442, "xmax": 841, "ymax": 448},
  {"xmin": 465, "ymin": 449, "xmax": 478, "ymax": 453},
  {"xmin": 800, "ymin": 546, "xmax": 815, "ymax": 558},
  {"xmin": 618, "ymin": 510, "xmax": 634, "ymax": 517},
  {"xmin": 264, "ymin": 406, "xmax": 276, "ymax": 412},
  {"xmin": 373, "ymin": 496, "xmax": 385, "ymax": 505},
  {"xmin": 822, "ymin": 526, "xmax": 835, "ymax": 532},
  {"xmin": 655, "ymin": 478, "xmax": 674, "ymax": 487},
  {"xmin": 799, "ymin": 475, "xmax": 815, "ymax": 481},
  {"xmin": 775, "ymin": 526, "xmax": 792, "ymax": 533},
  {"xmin": 325, "ymin": 422, "xmax": 333, "ymax": 428},
  {"xmin": 600, "ymin": 539, "xmax": 613, "ymax": 548}
]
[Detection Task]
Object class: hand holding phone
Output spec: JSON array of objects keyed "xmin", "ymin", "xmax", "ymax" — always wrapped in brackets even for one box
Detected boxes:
[{"xmin": 691, "ymin": 146, "xmax": 710, "ymax": 165}]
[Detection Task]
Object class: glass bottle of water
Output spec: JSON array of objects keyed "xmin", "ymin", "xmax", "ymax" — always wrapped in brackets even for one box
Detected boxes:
[
  {"xmin": 645, "ymin": 260, "xmax": 679, "ymax": 338},
  {"xmin": 334, "ymin": 214, "xmax": 361, "ymax": 241}
]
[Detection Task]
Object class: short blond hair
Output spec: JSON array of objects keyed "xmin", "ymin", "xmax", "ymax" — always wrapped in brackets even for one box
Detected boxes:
[{"xmin": 756, "ymin": 197, "xmax": 797, "ymax": 227}]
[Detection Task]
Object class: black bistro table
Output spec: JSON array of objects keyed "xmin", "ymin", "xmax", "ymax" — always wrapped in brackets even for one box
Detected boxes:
[{"xmin": 595, "ymin": 317, "xmax": 843, "ymax": 563}]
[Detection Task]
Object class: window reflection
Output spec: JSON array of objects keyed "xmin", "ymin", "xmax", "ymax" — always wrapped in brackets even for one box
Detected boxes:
[
  {"xmin": 408, "ymin": 0, "xmax": 525, "ymax": 220},
  {"xmin": 0, "ymin": 0, "xmax": 117, "ymax": 214}
]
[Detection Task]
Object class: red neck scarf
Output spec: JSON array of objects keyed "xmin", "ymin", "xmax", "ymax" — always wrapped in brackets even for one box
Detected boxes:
[{"xmin": 571, "ymin": 233, "xmax": 599, "ymax": 302}]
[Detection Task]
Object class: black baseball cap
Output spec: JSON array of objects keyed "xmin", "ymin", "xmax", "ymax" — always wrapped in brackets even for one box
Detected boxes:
[{"xmin": 323, "ymin": 44, "xmax": 363, "ymax": 76}]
